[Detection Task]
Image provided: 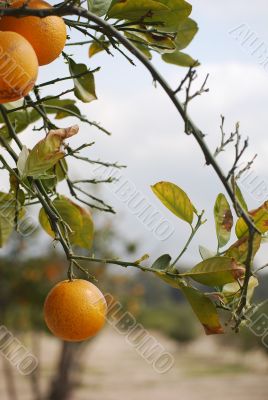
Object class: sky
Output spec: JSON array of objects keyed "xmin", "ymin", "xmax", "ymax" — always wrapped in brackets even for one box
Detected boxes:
[{"xmin": 1, "ymin": 0, "xmax": 268, "ymax": 270}]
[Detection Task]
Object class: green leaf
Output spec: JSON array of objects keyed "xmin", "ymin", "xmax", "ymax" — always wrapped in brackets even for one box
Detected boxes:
[
  {"xmin": 17, "ymin": 189, "xmax": 26, "ymax": 206},
  {"xmin": 44, "ymin": 98, "xmax": 82, "ymax": 120},
  {"xmin": 55, "ymin": 159, "xmax": 68, "ymax": 183},
  {"xmin": 182, "ymin": 256, "xmax": 245, "ymax": 287},
  {"xmin": 17, "ymin": 145, "xmax": 29, "ymax": 177},
  {"xmin": 235, "ymin": 201, "xmax": 268, "ymax": 238},
  {"xmin": 9, "ymin": 173, "xmax": 19, "ymax": 193},
  {"xmin": 108, "ymin": 0, "xmax": 169, "ymax": 20},
  {"xmin": 125, "ymin": 29, "xmax": 176, "ymax": 51},
  {"xmin": 41, "ymin": 159, "xmax": 69, "ymax": 192},
  {"xmin": 88, "ymin": 0, "xmax": 112, "ymax": 16},
  {"xmin": 39, "ymin": 196, "xmax": 94, "ymax": 249},
  {"xmin": 0, "ymin": 99, "xmax": 82, "ymax": 141},
  {"xmin": 214, "ymin": 193, "xmax": 233, "ymax": 248},
  {"xmin": 129, "ymin": 40, "xmax": 152, "ymax": 59},
  {"xmin": 151, "ymin": 181, "xmax": 194, "ymax": 224},
  {"xmin": 225, "ymin": 234, "xmax": 262, "ymax": 264},
  {"xmin": 109, "ymin": 0, "xmax": 192, "ymax": 29},
  {"xmin": 199, "ymin": 245, "xmax": 216, "ymax": 260},
  {"xmin": 145, "ymin": 0, "xmax": 192, "ymax": 32},
  {"xmin": 39, "ymin": 196, "xmax": 82, "ymax": 240},
  {"xmin": 152, "ymin": 254, "xmax": 171, "ymax": 270},
  {"xmin": 162, "ymin": 50, "xmax": 199, "ymax": 67},
  {"xmin": 68, "ymin": 58, "xmax": 97, "ymax": 103},
  {"xmin": 175, "ymin": 17, "xmax": 198, "ymax": 50},
  {"xmin": 235, "ymin": 184, "xmax": 248, "ymax": 212},
  {"xmin": 0, "ymin": 192, "xmax": 16, "ymax": 247},
  {"xmin": 0, "ymin": 108, "xmax": 41, "ymax": 140},
  {"xmin": 181, "ymin": 286, "xmax": 224, "ymax": 335},
  {"xmin": 21, "ymin": 126, "xmax": 78, "ymax": 179}
]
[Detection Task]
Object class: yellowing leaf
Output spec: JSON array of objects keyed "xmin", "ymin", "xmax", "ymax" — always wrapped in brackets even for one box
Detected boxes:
[
  {"xmin": 39, "ymin": 196, "xmax": 94, "ymax": 250},
  {"xmin": 151, "ymin": 181, "xmax": 194, "ymax": 224},
  {"xmin": 89, "ymin": 40, "xmax": 110, "ymax": 58},
  {"xmin": 235, "ymin": 201, "xmax": 268, "ymax": 238},
  {"xmin": 225, "ymin": 234, "xmax": 261, "ymax": 264},
  {"xmin": 175, "ymin": 17, "xmax": 198, "ymax": 50},
  {"xmin": 222, "ymin": 276, "xmax": 258, "ymax": 306},
  {"xmin": 182, "ymin": 257, "xmax": 245, "ymax": 287},
  {"xmin": 235, "ymin": 184, "xmax": 248, "ymax": 212},
  {"xmin": 0, "ymin": 192, "xmax": 26, "ymax": 247},
  {"xmin": 181, "ymin": 286, "xmax": 224, "ymax": 335},
  {"xmin": 75, "ymin": 206, "xmax": 94, "ymax": 249},
  {"xmin": 21, "ymin": 126, "xmax": 78, "ymax": 179},
  {"xmin": 0, "ymin": 192, "xmax": 16, "ymax": 247},
  {"xmin": 214, "ymin": 193, "xmax": 233, "ymax": 248},
  {"xmin": 154, "ymin": 269, "xmax": 223, "ymax": 334},
  {"xmin": 162, "ymin": 50, "xmax": 199, "ymax": 67},
  {"xmin": 154, "ymin": 270, "xmax": 183, "ymax": 288},
  {"xmin": 39, "ymin": 196, "xmax": 82, "ymax": 240}
]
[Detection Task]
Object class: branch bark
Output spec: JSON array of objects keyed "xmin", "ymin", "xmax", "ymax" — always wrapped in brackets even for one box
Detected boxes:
[{"xmin": 0, "ymin": 3, "xmax": 260, "ymax": 327}]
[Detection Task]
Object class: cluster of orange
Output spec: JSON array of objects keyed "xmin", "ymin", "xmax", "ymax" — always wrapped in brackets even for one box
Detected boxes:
[
  {"xmin": 0, "ymin": 0, "xmax": 67, "ymax": 103},
  {"xmin": 0, "ymin": 1, "xmax": 108, "ymax": 342}
]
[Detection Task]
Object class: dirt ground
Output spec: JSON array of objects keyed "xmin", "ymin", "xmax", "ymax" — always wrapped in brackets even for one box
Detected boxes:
[{"xmin": 1, "ymin": 328, "xmax": 268, "ymax": 400}]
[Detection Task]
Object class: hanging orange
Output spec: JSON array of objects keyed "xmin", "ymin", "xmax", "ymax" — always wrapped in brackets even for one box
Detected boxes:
[
  {"xmin": 44, "ymin": 279, "xmax": 107, "ymax": 342},
  {"xmin": 0, "ymin": 31, "xmax": 38, "ymax": 103},
  {"xmin": 0, "ymin": 0, "xmax": 67, "ymax": 66}
]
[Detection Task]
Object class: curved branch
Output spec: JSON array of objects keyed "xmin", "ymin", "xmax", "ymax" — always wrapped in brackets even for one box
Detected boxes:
[
  {"xmin": 0, "ymin": 4, "xmax": 255, "ymax": 230},
  {"xmin": 0, "ymin": 4, "xmax": 259, "ymax": 326}
]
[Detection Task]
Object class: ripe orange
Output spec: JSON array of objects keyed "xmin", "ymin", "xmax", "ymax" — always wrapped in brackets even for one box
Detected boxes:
[
  {"xmin": 0, "ymin": 31, "xmax": 38, "ymax": 103},
  {"xmin": 0, "ymin": 0, "xmax": 67, "ymax": 66},
  {"xmin": 44, "ymin": 279, "xmax": 107, "ymax": 341}
]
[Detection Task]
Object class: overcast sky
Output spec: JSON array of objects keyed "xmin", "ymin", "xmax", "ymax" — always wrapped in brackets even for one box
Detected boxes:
[{"xmin": 1, "ymin": 1, "xmax": 268, "ymax": 269}]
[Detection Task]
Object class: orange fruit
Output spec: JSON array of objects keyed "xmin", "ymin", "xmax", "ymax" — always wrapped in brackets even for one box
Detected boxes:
[
  {"xmin": 0, "ymin": 31, "xmax": 38, "ymax": 103},
  {"xmin": 0, "ymin": 0, "xmax": 67, "ymax": 66},
  {"xmin": 44, "ymin": 279, "xmax": 107, "ymax": 342}
]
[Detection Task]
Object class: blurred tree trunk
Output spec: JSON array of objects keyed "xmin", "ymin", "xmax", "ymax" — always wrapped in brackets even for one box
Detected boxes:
[
  {"xmin": 29, "ymin": 333, "xmax": 42, "ymax": 400},
  {"xmin": 30, "ymin": 371, "xmax": 42, "ymax": 400},
  {"xmin": 2, "ymin": 358, "xmax": 18, "ymax": 400},
  {"xmin": 0, "ymin": 309, "xmax": 18, "ymax": 400},
  {"xmin": 47, "ymin": 341, "xmax": 86, "ymax": 400}
]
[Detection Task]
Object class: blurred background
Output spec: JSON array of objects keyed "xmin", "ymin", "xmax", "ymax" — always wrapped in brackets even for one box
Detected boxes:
[
  {"xmin": 0, "ymin": 233, "xmax": 268, "ymax": 400},
  {"xmin": 0, "ymin": 0, "xmax": 268, "ymax": 399}
]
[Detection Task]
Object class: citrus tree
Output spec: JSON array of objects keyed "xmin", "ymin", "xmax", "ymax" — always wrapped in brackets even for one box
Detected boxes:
[{"xmin": 0, "ymin": 0, "xmax": 266, "ymax": 340}]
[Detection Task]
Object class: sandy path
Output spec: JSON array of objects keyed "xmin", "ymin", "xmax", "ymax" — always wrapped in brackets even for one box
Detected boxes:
[
  {"xmin": 79, "ymin": 328, "xmax": 268, "ymax": 400},
  {"xmin": 0, "ymin": 328, "xmax": 267, "ymax": 400}
]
